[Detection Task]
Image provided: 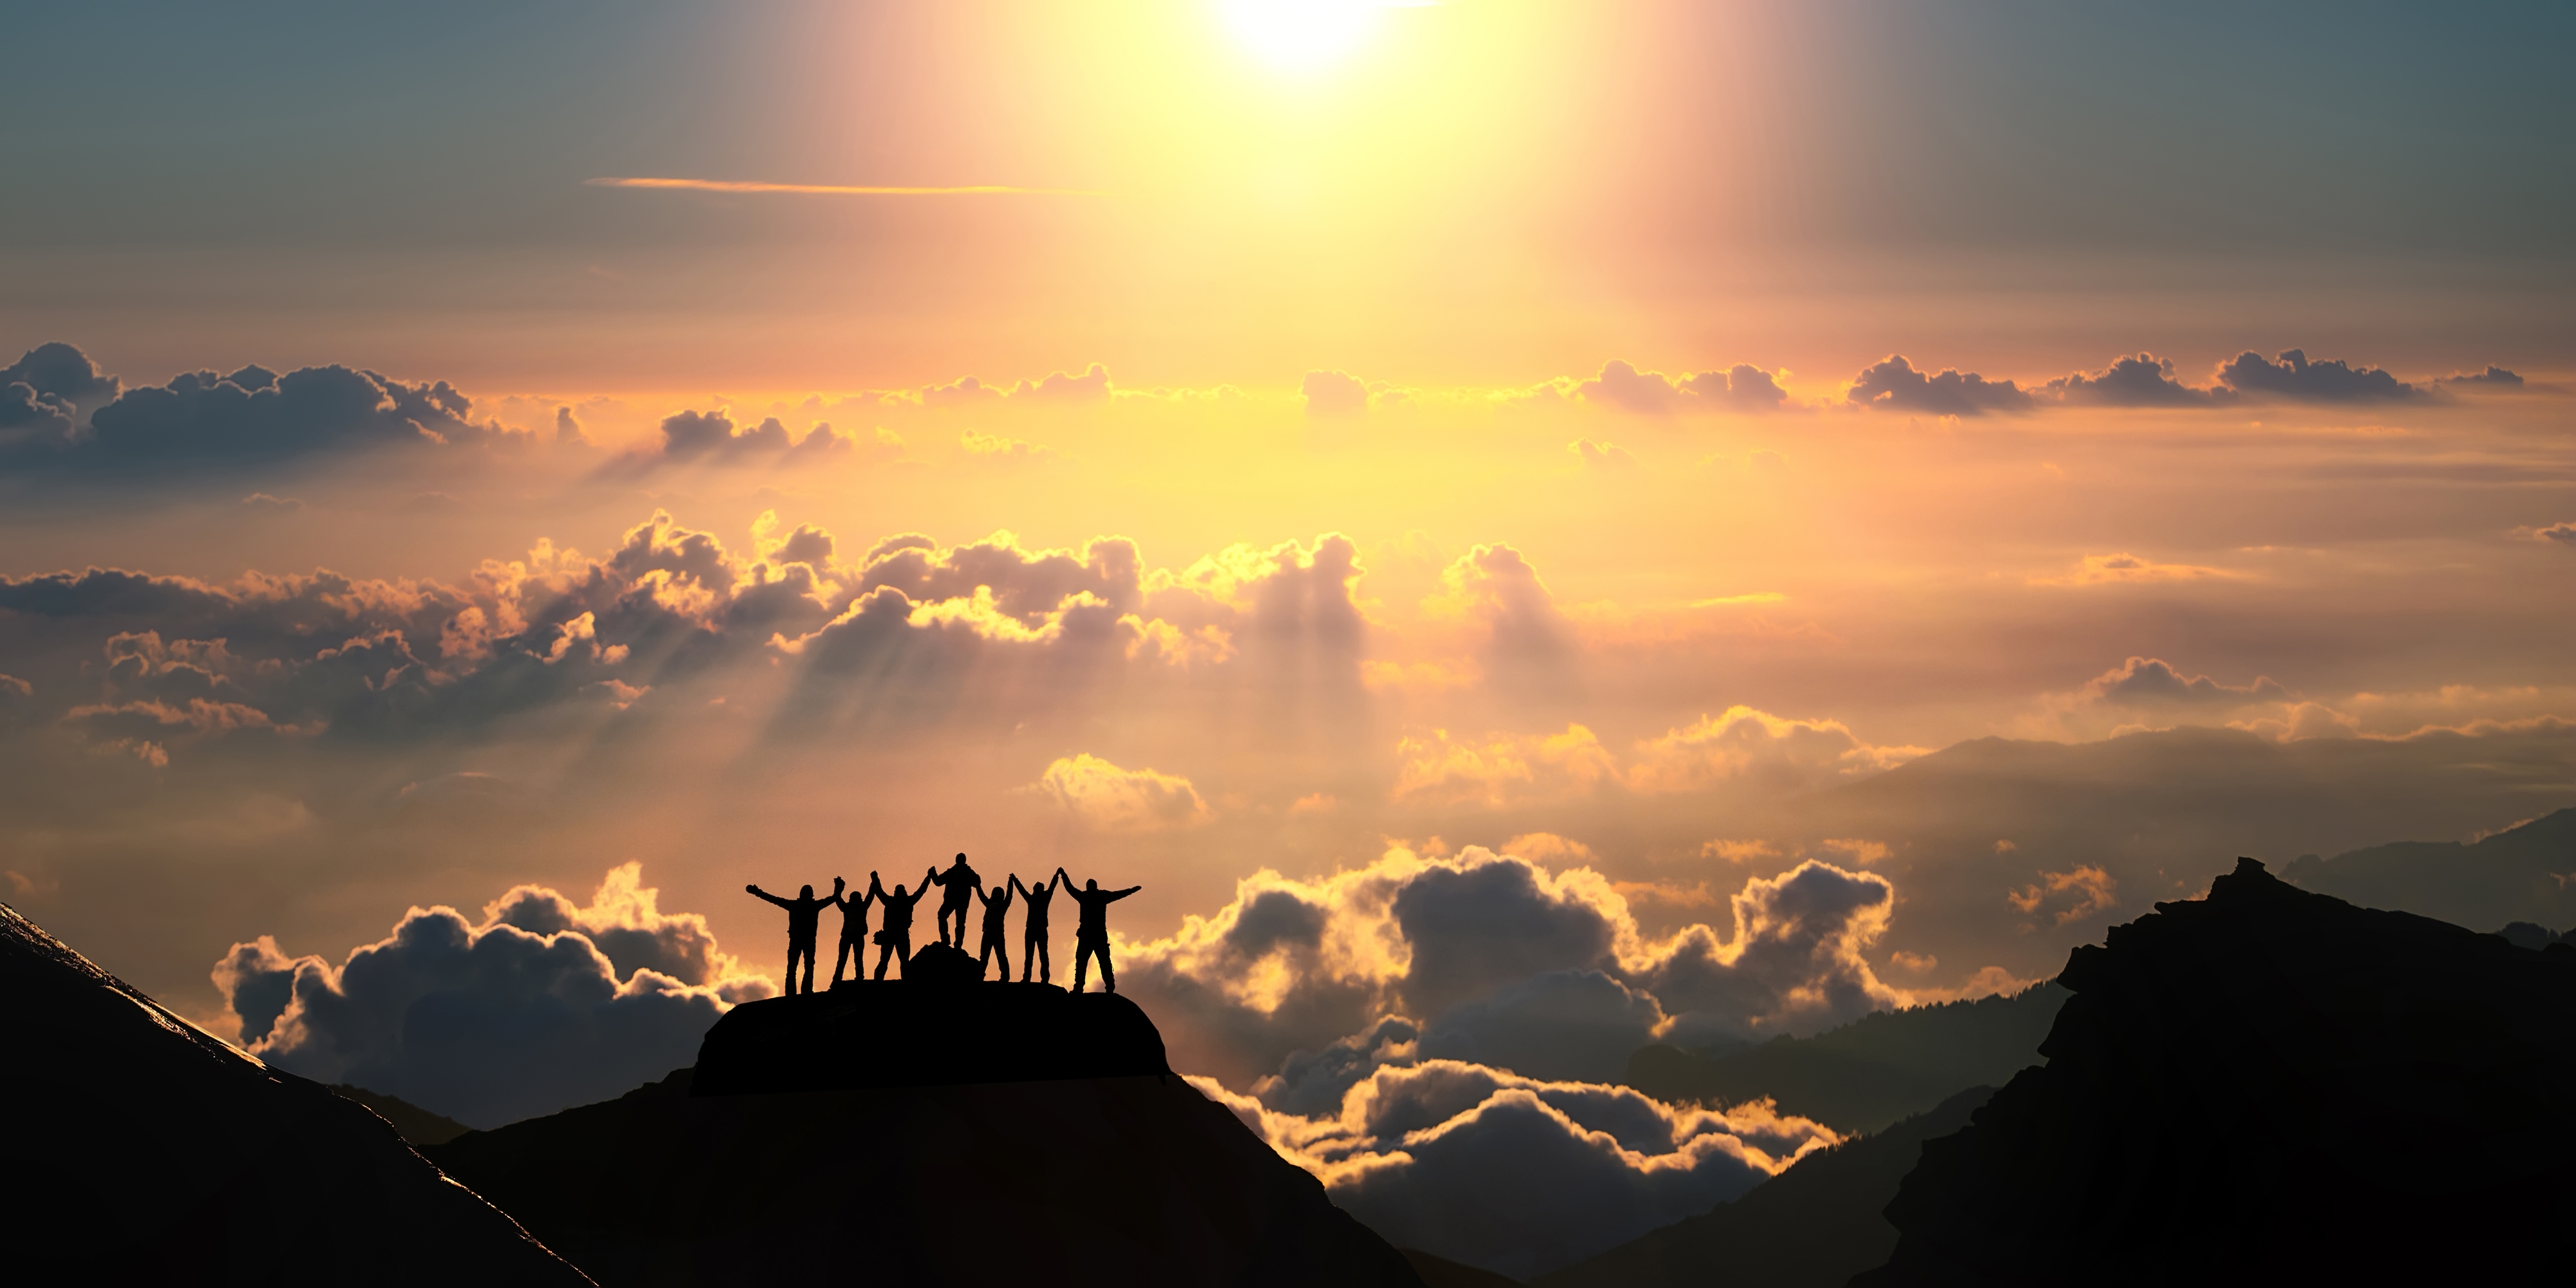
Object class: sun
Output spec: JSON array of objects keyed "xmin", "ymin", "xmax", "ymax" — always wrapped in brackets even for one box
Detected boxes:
[{"xmin": 1217, "ymin": 0, "xmax": 1390, "ymax": 75}]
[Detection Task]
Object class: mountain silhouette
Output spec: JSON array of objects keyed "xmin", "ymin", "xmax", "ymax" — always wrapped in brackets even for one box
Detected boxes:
[
  {"xmin": 0, "ymin": 900, "xmax": 589, "ymax": 1285},
  {"xmin": 1533, "ymin": 1086, "xmax": 1993, "ymax": 1288},
  {"xmin": 1855, "ymin": 858, "xmax": 2576, "ymax": 1285},
  {"xmin": 1624, "ymin": 984, "xmax": 2065, "ymax": 1132},
  {"xmin": 332, "ymin": 1083, "xmax": 473, "ymax": 1145},
  {"xmin": 2284, "ymin": 806, "xmax": 2576, "ymax": 931},
  {"xmin": 430, "ymin": 979, "xmax": 1424, "ymax": 1286}
]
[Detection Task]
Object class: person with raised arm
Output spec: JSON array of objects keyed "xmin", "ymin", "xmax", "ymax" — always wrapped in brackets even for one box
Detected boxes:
[
  {"xmin": 972, "ymin": 879, "xmax": 1014, "ymax": 981},
  {"xmin": 868, "ymin": 867, "xmax": 935, "ymax": 980},
  {"xmin": 1012, "ymin": 872, "xmax": 1057, "ymax": 984},
  {"xmin": 829, "ymin": 877, "xmax": 875, "ymax": 985},
  {"xmin": 927, "ymin": 852, "xmax": 982, "ymax": 949},
  {"xmin": 1055, "ymin": 867, "xmax": 1141, "ymax": 994},
  {"xmin": 745, "ymin": 876, "xmax": 842, "ymax": 996}
]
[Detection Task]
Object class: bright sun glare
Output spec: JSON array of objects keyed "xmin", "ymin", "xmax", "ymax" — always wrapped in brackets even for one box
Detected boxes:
[{"xmin": 1217, "ymin": 0, "xmax": 1390, "ymax": 74}]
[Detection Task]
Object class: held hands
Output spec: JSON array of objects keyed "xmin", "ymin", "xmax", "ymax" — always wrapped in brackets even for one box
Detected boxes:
[{"xmin": 745, "ymin": 884, "xmax": 761, "ymax": 895}]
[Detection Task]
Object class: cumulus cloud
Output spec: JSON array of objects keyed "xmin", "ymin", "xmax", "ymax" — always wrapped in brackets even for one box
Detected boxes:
[
  {"xmin": 1846, "ymin": 355, "xmax": 2032, "ymax": 415},
  {"xmin": 2082, "ymin": 656, "xmax": 2287, "ymax": 707},
  {"xmin": 1577, "ymin": 361, "xmax": 1791, "ymax": 414},
  {"xmin": 1118, "ymin": 844, "xmax": 1914, "ymax": 1091},
  {"xmin": 1199, "ymin": 1061, "xmax": 1838, "ymax": 1278},
  {"xmin": 1302, "ymin": 370, "xmax": 1371, "ymax": 417},
  {"xmin": 1625, "ymin": 706, "xmax": 1926, "ymax": 793},
  {"xmin": 605, "ymin": 408, "xmax": 854, "ymax": 470},
  {"xmin": 213, "ymin": 864, "xmax": 770, "ymax": 1127},
  {"xmin": 2005, "ymin": 865, "xmax": 2119, "ymax": 927},
  {"xmin": 2043, "ymin": 353, "xmax": 2229, "ymax": 407},
  {"xmin": 1432, "ymin": 543, "xmax": 1577, "ymax": 677},
  {"xmin": 0, "ymin": 343, "xmax": 527, "ymax": 471},
  {"xmin": 1033, "ymin": 753, "xmax": 1210, "ymax": 830},
  {"xmin": 2535, "ymin": 522, "xmax": 2575, "ymax": 547},
  {"xmin": 2441, "ymin": 365, "xmax": 2524, "ymax": 388},
  {"xmin": 902, "ymin": 364, "xmax": 1113, "ymax": 406},
  {"xmin": 2215, "ymin": 348, "xmax": 2419, "ymax": 402},
  {"xmin": 1567, "ymin": 438, "xmax": 1637, "ymax": 468}
]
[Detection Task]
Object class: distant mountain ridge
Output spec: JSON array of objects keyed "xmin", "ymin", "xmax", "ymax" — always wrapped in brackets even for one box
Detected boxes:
[
  {"xmin": 2285, "ymin": 806, "xmax": 2576, "ymax": 931},
  {"xmin": 1623, "ymin": 983, "xmax": 2067, "ymax": 1132}
]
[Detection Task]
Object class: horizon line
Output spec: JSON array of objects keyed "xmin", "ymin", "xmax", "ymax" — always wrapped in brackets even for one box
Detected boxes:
[{"xmin": 587, "ymin": 176, "xmax": 1106, "ymax": 197}]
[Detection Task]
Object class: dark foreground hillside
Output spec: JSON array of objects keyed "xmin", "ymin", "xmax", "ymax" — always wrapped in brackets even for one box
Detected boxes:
[
  {"xmin": 1624, "ymin": 984, "xmax": 2064, "ymax": 1132},
  {"xmin": 432, "ymin": 974, "xmax": 1424, "ymax": 1288},
  {"xmin": 1857, "ymin": 858, "xmax": 2576, "ymax": 1285},
  {"xmin": 1535, "ymin": 1086, "xmax": 1993, "ymax": 1288},
  {"xmin": 0, "ymin": 901, "xmax": 588, "ymax": 1285}
]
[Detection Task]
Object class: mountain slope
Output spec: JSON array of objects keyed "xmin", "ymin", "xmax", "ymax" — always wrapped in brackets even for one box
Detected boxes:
[
  {"xmin": 1855, "ymin": 858, "xmax": 2576, "ymax": 1285},
  {"xmin": 1532, "ymin": 1086, "xmax": 1992, "ymax": 1288},
  {"xmin": 1623, "ymin": 984, "xmax": 2065, "ymax": 1132},
  {"xmin": 1, "ymin": 900, "xmax": 588, "ymax": 1285}
]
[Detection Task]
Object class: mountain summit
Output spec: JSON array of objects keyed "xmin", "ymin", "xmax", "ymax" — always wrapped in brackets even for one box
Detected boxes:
[{"xmin": 1857, "ymin": 858, "xmax": 2576, "ymax": 1285}]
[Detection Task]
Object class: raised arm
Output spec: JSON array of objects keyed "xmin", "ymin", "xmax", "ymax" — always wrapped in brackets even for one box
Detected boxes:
[
  {"xmin": 975, "ymin": 884, "xmax": 995, "ymax": 908},
  {"xmin": 1104, "ymin": 885, "xmax": 1142, "ymax": 902},
  {"xmin": 746, "ymin": 884, "xmax": 792, "ymax": 909},
  {"xmin": 923, "ymin": 866, "xmax": 940, "ymax": 891},
  {"xmin": 1054, "ymin": 866, "xmax": 1071, "ymax": 889},
  {"xmin": 868, "ymin": 872, "xmax": 887, "ymax": 901},
  {"xmin": 1009, "ymin": 873, "xmax": 1028, "ymax": 900}
]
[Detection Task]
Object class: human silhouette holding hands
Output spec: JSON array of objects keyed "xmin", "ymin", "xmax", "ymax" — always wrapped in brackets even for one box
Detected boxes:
[
  {"xmin": 1012, "ymin": 873, "xmax": 1058, "ymax": 984},
  {"xmin": 830, "ymin": 879, "xmax": 875, "ymax": 985},
  {"xmin": 928, "ymin": 853, "xmax": 982, "ymax": 948},
  {"xmin": 973, "ymin": 881, "xmax": 1014, "ymax": 980},
  {"xmin": 869, "ymin": 868, "xmax": 934, "ymax": 980},
  {"xmin": 746, "ymin": 876, "xmax": 842, "ymax": 996},
  {"xmin": 1057, "ymin": 867, "xmax": 1140, "ymax": 993}
]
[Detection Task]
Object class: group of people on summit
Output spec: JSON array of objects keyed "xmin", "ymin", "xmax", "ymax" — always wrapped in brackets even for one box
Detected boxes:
[{"xmin": 747, "ymin": 853, "xmax": 1139, "ymax": 998}]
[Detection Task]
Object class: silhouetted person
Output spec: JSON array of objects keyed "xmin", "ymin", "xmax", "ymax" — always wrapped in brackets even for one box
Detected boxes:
[
  {"xmin": 1013, "ymin": 873, "xmax": 1057, "ymax": 983},
  {"xmin": 830, "ymin": 880, "xmax": 875, "ymax": 985},
  {"xmin": 869, "ymin": 868, "xmax": 934, "ymax": 980},
  {"xmin": 972, "ymin": 882, "xmax": 1014, "ymax": 980},
  {"xmin": 1057, "ymin": 867, "xmax": 1140, "ymax": 993},
  {"xmin": 747, "ymin": 876, "xmax": 842, "ymax": 996},
  {"xmin": 929, "ymin": 853, "xmax": 982, "ymax": 948}
]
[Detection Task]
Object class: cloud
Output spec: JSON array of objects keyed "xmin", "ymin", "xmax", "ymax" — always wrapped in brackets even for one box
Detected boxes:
[
  {"xmin": 1567, "ymin": 439, "xmax": 1637, "ymax": 468},
  {"xmin": 607, "ymin": 409, "xmax": 854, "ymax": 470},
  {"xmin": 1033, "ymin": 753, "xmax": 1210, "ymax": 830},
  {"xmin": 1431, "ymin": 543, "xmax": 1577, "ymax": 683},
  {"xmin": 1302, "ymin": 370, "xmax": 1371, "ymax": 417},
  {"xmin": 1577, "ymin": 361, "xmax": 1792, "ymax": 414},
  {"xmin": 2214, "ymin": 348, "xmax": 2419, "ymax": 402},
  {"xmin": 1200, "ymin": 1061, "xmax": 1839, "ymax": 1278},
  {"xmin": 1, "ymin": 345, "xmax": 526, "ymax": 471},
  {"xmin": 2043, "ymin": 353, "xmax": 2228, "ymax": 407},
  {"xmin": 2441, "ymin": 365, "xmax": 2524, "ymax": 387},
  {"xmin": 2082, "ymin": 656, "xmax": 2287, "ymax": 707},
  {"xmin": 240, "ymin": 493, "xmax": 304, "ymax": 511},
  {"xmin": 213, "ymin": 864, "xmax": 771, "ymax": 1127},
  {"xmin": 1625, "ymin": 706, "xmax": 1926, "ymax": 793},
  {"xmin": 901, "ymin": 365, "xmax": 1115, "ymax": 407},
  {"xmin": 2036, "ymin": 551, "xmax": 2238, "ymax": 585},
  {"xmin": 1846, "ymin": 355, "xmax": 2032, "ymax": 415},
  {"xmin": 2005, "ymin": 865, "xmax": 2119, "ymax": 927},
  {"xmin": 2535, "ymin": 522, "xmax": 2575, "ymax": 546},
  {"xmin": 1118, "ymin": 844, "xmax": 1917, "ymax": 1090},
  {"xmin": 1390, "ymin": 725, "xmax": 1619, "ymax": 805}
]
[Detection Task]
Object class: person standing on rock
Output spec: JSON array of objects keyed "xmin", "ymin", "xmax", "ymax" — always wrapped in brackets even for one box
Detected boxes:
[
  {"xmin": 972, "ymin": 880, "xmax": 1014, "ymax": 980},
  {"xmin": 829, "ymin": 878, "xmax": 875, "ymax": 985},
  {"xmin": 869, "ymin": 867, "xmax": 934, "ymax": 980},
  {"xmin": 1056, "ymin": 867, "xmax": 1141, "ymax": 993},
  {"xmin": 1012, "ymin": 872, "xmax": 1057, "ymax": 984},
  {"xmin": 928, "ymin": 853, "xmax": 982, "ymax": 949},
  {"xmin": 746, "ymin": 876, "xmax": 842, "ymax": 996}
]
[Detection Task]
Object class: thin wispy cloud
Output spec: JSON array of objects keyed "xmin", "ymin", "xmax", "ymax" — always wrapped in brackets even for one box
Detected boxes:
[{"xmin": 586, "ymin": 176, "xmax": 1104, "ymax": 196}]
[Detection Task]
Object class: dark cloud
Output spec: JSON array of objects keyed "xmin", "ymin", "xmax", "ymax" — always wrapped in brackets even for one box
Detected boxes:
[
  {"xmin": 2441, "ymin": 365, "xmax": 2524, "ymax": 387},
  {"xmin": 1302, "ymin": 370, "xmax": 1370, "ymax": 417},
  {"xmin": 0, "ymin": 344, "xmax": 527, "ymax": 473},
  {"xmin": 613, "ymin": 410, "xmax": 853, "ymax": 471},
  {"xmin": 1846, "ymin": 356, "xmax": 2032, "ymax": 415},
  {"xmin": 2539, "ymin": 522, "xmax": 2576, "ymax": 546},
  {"xmin": 2214, "ymin": 348, "xmax": 2419, "ymax": 402},
  {"xmin": 2082, "ymin": 656, "xmax": 2287, "ymax": 706},
  {"xmin": 1439, "ymin": 544, "xmax": 1576, "ymax": 679},
  {"xmin": 553, "ymin": 406, "xmax": 589, "ymax": 445},
  {"xmin": 213, "ymin": 864, "xmax": 769, "ymax": 1128},
  {"xmin": 2044, "ymin": 354, "xmax": 2230, "ymax": 407},
  {"xmin": 1417, "ymin": 969, "xmax": 1665, "ymax": 1084}
]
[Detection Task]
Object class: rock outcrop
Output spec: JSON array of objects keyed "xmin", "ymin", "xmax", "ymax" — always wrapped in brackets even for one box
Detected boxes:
[
  {"xmin": 431, "ymin": 978, "xmax": 1423, "ymax": 1287},
  {"xmin": 0, "ymin": 900, "xmax": 589, "ymax": 1285},
  {"xmin": 1856, "ymin": 858, "xmax": 2576, "ymax": 1285}
]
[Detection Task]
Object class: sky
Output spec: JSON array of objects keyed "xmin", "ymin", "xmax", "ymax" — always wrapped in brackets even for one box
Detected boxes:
[{"xmin": 4, "ymin": 1, "xmax": 2571, "ymax": 1277}]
